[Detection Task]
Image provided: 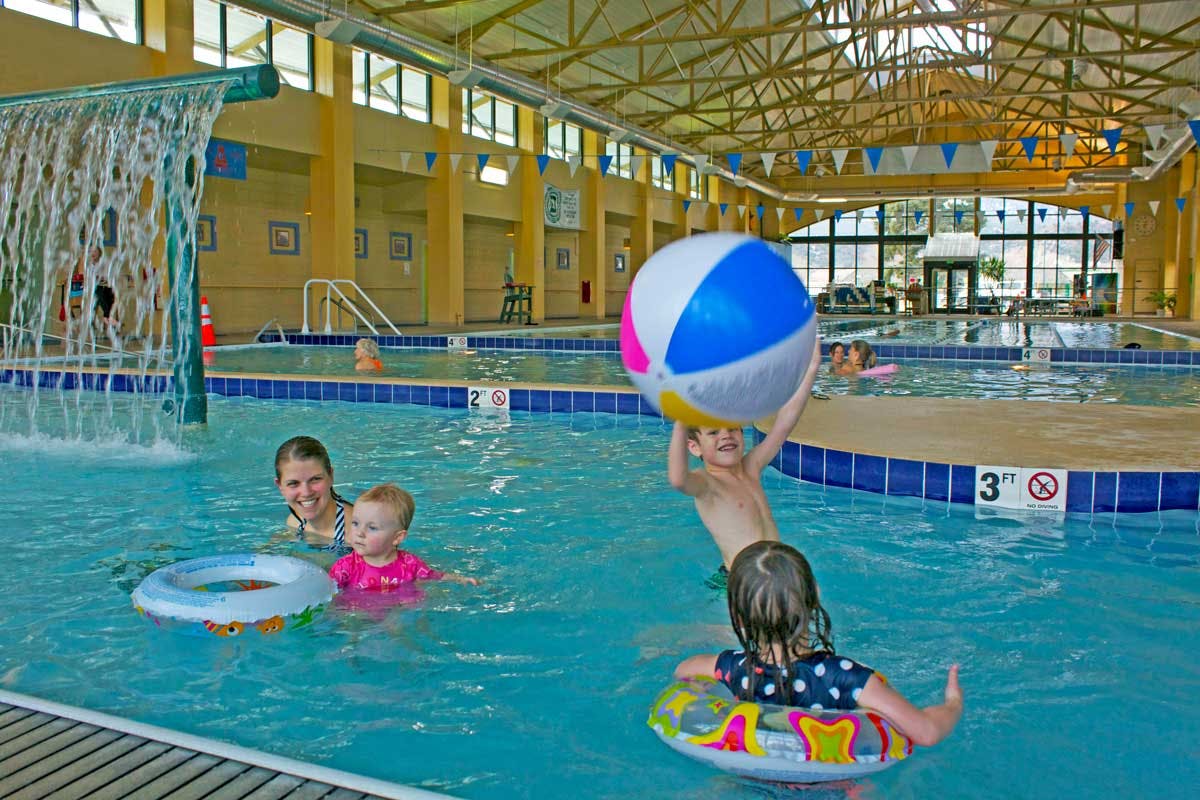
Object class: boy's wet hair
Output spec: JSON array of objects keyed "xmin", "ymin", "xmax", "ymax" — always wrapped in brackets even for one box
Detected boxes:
[
  {"xmin": 726, "ymin": 540, "xmax": 835, "ymax": 705},
  {"xmin": 356, "ymin": 338, "xmax": 381, "ymax": 359},
  {"xmin": 274, "ymin": 435, "xmax": 332, "ymax": 479},
  {"xmin": 357, "ymin": 483, "xmax": 415, "ymax": 530}
]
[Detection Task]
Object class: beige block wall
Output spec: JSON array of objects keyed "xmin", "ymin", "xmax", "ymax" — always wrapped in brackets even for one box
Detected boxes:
[
  {"xmin": 544, "ymin": 229, "xmax": 580, "ymax": 318},
  {"xmin": 464, "ymin": 217, "xmax": 513, "ymax": 321},
  {"xmin": 355, "ymin": 184, "xmax": 426, "ymax": 325},
  {"xmin": 605, "ymin": 221, "xmax": 632, "ymax": 312}
]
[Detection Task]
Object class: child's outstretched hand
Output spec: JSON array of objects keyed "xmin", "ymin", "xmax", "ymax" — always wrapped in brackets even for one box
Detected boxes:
[
  {"xmin": 445, "ymin": 573, "xmax": 482, "ymax": 586},
  {"xmin": 943, "ymin": 664, "xmax": 963, "ymax": 709}
]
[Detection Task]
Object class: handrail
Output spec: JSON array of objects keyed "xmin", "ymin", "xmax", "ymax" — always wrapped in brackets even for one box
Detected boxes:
[
  {"xmin": 302, "ymin": 279, "xmax": 401, "ymax": 336},
  {"xmin": 253, "ymin": 317, "xmax": 289, "ymax": 344},
  {"xmin": 318, "ymin": 296, "xmax": 372, "ymax": 335}
]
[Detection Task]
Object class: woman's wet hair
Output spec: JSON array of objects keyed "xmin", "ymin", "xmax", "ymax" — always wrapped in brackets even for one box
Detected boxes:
[{"xmin": 274, "ymin": 436, "xmax": 332, "ymax": 479}]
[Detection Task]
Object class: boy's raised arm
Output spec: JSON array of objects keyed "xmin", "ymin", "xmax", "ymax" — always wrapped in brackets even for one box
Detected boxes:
[
  {"xmin": 745, "ymin": 338, "xmax": 823, "ymax": 473},
  {"xmin": 668, "ymin": 421, "xmax": 708, "ymax": 497}
]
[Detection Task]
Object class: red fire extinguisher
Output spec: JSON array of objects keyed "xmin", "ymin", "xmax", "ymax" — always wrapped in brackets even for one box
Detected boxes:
[{"xmin": 581, "ymin": 280, "xmax": 591, "ymax": 303}]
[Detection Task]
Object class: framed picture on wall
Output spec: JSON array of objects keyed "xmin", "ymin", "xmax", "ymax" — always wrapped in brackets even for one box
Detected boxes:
[
  {"xmin": 268, "ymin": 221, "xmax": 300, "ymax": 255},
  {"xmin": 556, "ymin": 247, "xmax": 570, "ymax": 270},
  {"xmin": 614, "ymin": 252, "xmax": 626, "ymax": 273},
  {"xmin": 390, "ymin": 231, "xmax": 412, "ymax": 261},
  {"xmin": 196, "ymin": 215, "xmax": 217, "ymax": 252},
  {"xmin": 354, "ymin": 228, "xmax": 368, "ymax": 259},
  {"xmin": 101, "ymin": 208, "xmax": 118, "ymax": 247}
]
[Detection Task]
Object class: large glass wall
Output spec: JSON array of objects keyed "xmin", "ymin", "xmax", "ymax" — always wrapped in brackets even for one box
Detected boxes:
[
  {"xmin": 193, "ymin": 1, "xmax": 313, "ymax": 90},
  {"xmin": 788, "ymin": 197, "xmax": 1117, "ymax": 303},
  {"xmin": 4, "ymin": 0, "xmax": 140, "ymax": 43}
]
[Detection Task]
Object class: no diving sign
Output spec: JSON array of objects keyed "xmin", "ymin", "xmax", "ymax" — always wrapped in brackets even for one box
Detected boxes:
[{"xmin": 976, "ymin": 465, "xmax": 1068, "ymax": 512}]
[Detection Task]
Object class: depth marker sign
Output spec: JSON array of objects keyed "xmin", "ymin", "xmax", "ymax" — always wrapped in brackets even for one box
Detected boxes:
[
  {"xmin": 977, "ymin": 465, "xmax": 1068, "ymax": 513},
  {"xmin": 468, "ymin": 386, "xmax": 509, "ymax": 410}
]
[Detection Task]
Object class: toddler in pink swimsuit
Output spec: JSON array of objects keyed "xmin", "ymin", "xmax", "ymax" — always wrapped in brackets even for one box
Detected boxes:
[{"xmin": 329, "ymin": 483, "xmax": 479, "ymax": 592}]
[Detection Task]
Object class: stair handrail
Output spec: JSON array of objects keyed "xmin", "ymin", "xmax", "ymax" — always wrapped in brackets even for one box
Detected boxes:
[{"xmin": 301, "ymin": 279, "xmax": 401, "ymax": 336}]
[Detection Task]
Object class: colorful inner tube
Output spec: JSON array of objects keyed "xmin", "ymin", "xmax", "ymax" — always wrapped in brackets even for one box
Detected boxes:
[
  {"xmin": 131, "ymin": 553, "xmax": 335, "ymax": 637},
  {"xmin": 647, "ymin": 676, "xmax": 913, "ymax": 783}
]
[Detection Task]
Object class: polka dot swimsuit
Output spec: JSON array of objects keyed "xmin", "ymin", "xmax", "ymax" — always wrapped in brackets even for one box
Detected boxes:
[{"xmin": 714, "ymin": 650, "xmax": 874, "ymax": 709}]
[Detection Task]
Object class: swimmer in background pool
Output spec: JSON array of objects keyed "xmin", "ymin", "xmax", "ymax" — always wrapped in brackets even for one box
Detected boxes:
[
  {"xmin": 668, "ymin": 339, "xmax": 823, "ymax": 589},
  {"xmin": 674, "ymin": 540, "xmax": 963, "ymax": 747},
  {"xmin": 828, "ymin": 341, "xmax": 847, "ymax": 374},
  {"xmin": 274, "ymin": 436, "xmax": 354, "ymax": 551},
  {"xmin": 354, "ymin": 338, "xmax": 383, "ymax": 371},
  {"xmin": 844, "ymin": 339, "xmax": 878, "ymax": 373}
]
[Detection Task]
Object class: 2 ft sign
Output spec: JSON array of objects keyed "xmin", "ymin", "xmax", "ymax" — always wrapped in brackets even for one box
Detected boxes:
[
  {"xmin": 976, "ymin": 465, "xmax": 1068, "ymax": 513},
  {"xmin": 468, "ymin": 386, "xmax": 510, "ymax": 410}
]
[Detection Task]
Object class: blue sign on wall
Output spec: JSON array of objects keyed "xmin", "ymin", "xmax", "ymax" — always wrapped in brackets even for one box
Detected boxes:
[{"xmin": 205, "ymin": 139, "xmax": 247, "ymax": 180}]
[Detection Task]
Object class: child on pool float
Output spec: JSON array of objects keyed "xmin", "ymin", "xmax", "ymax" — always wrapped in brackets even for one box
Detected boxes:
[
  {"xmin": 668, "ymin": 339, "xmax": 823, "ymax": 589},
  {"xmin": 674, "ymin": 540, "xmax": 963, "ymax": 747},
  {"xmin": 330, "ymin": 483, "xmax": 479, "ymax": 592}
]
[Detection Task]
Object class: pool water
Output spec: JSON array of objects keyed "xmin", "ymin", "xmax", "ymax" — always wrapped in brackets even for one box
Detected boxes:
[
  {"xmin": 196, "ymin": 346, "xmax": 1200, "ymax": 407},
  {"xmin": 1, "ymin": 391, "xmax": 1198, "ymax": 799}
]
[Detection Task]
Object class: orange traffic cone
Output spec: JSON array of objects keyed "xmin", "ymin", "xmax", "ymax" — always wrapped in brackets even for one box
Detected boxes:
[{"xmin": 200, "ymin": 295, "xmax": 216, "ymax": 365}]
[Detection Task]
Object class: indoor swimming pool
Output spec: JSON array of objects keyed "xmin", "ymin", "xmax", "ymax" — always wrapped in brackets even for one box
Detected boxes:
[{"xmin": 1, "ymin": 391, "xmax": 1197, "ymax": 799}]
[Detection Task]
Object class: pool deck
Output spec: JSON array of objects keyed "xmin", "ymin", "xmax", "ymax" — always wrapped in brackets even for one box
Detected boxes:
[
  {"xmin": 768, "ymin": 395, "xmax": 1200, "ymax": 471},
  {"xmin": 0, "ymin": 689, "xmax": 452, "ymax": 800}
]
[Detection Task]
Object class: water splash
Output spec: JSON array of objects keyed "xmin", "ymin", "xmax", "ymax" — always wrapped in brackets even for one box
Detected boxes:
[{"xmin": 0, "ymin": 81, "xmax": 232, "ymax": 446}]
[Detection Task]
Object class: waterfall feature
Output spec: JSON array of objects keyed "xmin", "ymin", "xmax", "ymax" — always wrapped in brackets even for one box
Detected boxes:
[{"xmin": 0, "ymin": 81, "xmax": 232, "ymax": 447}]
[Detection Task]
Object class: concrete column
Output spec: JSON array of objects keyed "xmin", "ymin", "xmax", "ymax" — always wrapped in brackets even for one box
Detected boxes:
[
  {"xmin": 580, "ymin": 130, "xmax": 607, "ymax": 318},
  {"xmin": 424, "ymin": 77, "xmax": 465, "ymax": 324},
  {"xmin": 514, "ymin": 106, "xmax": 545, "ymax": 321},
  {"xmin": 629, "ymin": 151, "xmax": 654, "ymax": 280},
  {"xmin": 309, "ymin": 40, "xmax": 355, "ymax": 286},
  {"xmin": 1175, "ymin": 152, "xmax": 1197, "ymax": 319},
  {"xmin": 143, "ymin": 0, "xmax": 194, "ymax": 75}
]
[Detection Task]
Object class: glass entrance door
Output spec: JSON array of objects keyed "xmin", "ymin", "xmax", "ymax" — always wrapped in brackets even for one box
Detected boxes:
[{"xmin": 931, "ymin": 267, "xmax": 970, "ymax": 313}]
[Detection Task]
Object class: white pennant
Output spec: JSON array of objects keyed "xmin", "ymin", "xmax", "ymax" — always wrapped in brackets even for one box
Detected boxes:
[
  {"xmin": 1144, "ymin": 124, "xmax": 1165, "ymax": 149},
  {"xmin": 694, "ymin": 154, "xmax": 709, "ymax": 174},
  {"xmin": 1148, "ymin": 200, "xmax": 1160, "ymax": 216},
  {"xmin": 1017, "ymin": 208, "xmax": 1027, "ymax": 223},
  {"xmin": 449, "ymin": 153, "xmax": 462, "ymax": 172},
  {"xmin": 979, "ymin": 140, "xmax": 998, "ymax": 164},
  {"xmin": 399, "ymin": 152, "xmax": 412, "ymax": 172},
  {"xmin": 1060, "ymin": 133, "xmax": 1079, "ymax": 153},
  {"xmin": 630, "ymin": 154, "xmax": 644, "ymax": 179},
  {"xmin": 760, "ymin": 152, "xmax": 777, "ymax": 177},
  {"xmin": 506, "ymin": 154, "xmax": 521, "ymax": 173},
  {"xmin": 775, "ymin": 206, "xmax": 785, "ymax": 222},
  {"xmin": 567, "ymin": 155, "xmax": 581, "ymax": 177},
  {"xmin": 697, "ymin": 202, "xmax": 708, "ymax": 212},
  {"xmin": 1101, "ymin": 204, "xmax": 1111, "ymax": 218},
  {"xmin": 830, "ymin": 149, "xmax": 849, "ymax": 174},
  {"xmin": 814, "ymin": 209, "xmax": 825, "ymax": 221},
  {"xmin": 900, "ymin": 145, "xmax": 919, "ymax": 171},
  {"xmin": 856, "ymin": 208, "xmax": 865, "ymax": 221},
  {"xmin": 737, "ymin": 204, "xmax": 746, "ymax": 218}
]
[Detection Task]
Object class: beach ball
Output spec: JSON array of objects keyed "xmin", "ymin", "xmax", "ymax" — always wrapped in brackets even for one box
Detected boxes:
[{"xmin": 620, "ymin": 233, "xmax": 816, "ymax": 427}]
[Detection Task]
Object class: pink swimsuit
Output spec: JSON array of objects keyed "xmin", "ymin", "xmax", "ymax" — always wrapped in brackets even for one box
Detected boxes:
[{"xmin": 329, "ymin": 550, "xmax": 444, "ymax": 591}]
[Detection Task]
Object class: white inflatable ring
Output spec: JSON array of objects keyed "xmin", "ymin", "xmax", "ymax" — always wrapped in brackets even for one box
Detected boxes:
[
  {"xmin": 648, "ymin": 676, "xmax": 913, "ymax": 783},
  {"xmin": 132, "ymin": 554, "xmax": 336, "ymax": 636}
]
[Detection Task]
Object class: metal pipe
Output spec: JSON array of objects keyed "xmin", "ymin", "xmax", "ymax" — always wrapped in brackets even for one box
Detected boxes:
[
  {"xmin": 227, "ymin": 1, "xmax": 785, "ymax": 199},
  {"xmin": 0, "ymin": 64, "xmax": 280, "ymax": 108}
]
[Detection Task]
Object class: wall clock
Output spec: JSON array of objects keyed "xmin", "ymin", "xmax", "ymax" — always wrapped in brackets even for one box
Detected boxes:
[{"xmin": 1132, "ymin": 213, "xmax": 1156, "ymax": 238}]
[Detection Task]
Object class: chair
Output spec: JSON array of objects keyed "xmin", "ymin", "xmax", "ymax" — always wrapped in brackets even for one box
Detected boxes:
[{"xmin": 500, "ymin": 282, "xmax": 532, "ymax": 324}]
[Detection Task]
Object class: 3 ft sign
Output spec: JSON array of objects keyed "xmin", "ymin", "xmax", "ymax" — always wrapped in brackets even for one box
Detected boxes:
[
  {"xmin": 976, "ymin": 465, "xmax": 1068, "ymax": 513},
  {"xmin": 468, "ymin": 386, "xmax": 510, "ymax": 410}
]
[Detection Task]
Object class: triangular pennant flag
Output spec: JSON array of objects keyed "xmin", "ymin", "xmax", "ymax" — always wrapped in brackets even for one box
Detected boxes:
[
  {"xmin": 761, "ymin": 152, "xmax": 776, "ymax": 177},
  {"xmin": 795, "ymin": 150, "xmax": 812, "ymax": 174},
  {"xmin": 814, "ymin": 209, "xmax": 825, "ymax": 221},
  {"xmin": 1017, "ymin": 208, "xmax": 1026, "ymax": 223},
  {"xmin": 1060, "ymin": 132, "xmax": 1079, "ymax": 153},
  {"xmin": 1144, "ymin": 124, "xmax": 1165, "ymax": 149},
  {"xmin": 1177, "ymin": 197, "xmax": 1187, "ymax": 213},
  {"xmin": 834, "ymin": 209, "xmax": 844, "ymax": 222},
  {"xmin": 719, "ymin": 203, "xmax": 728, "ymax": 216},
  {"xmin": 598, "ymin": 154, "xmax": 613, "ymax": 176},
  {"xmin": 954, "ymin": 210, "xmax": 965, "ymax": 225},
  {"xmin": 1101, "ymin": 204, "xmax": 1111, "ymax": 218},
  {"xmin": 1080, "ymin": 205, "xmax": 1090, "ymax": 219},
  {"xmin": 794, "ymin": 208, "xmax": 804, "ymax": 221},
  {"xmin": 875, "ymin": 208, "xmax": 885, "ymax": 223},
  {"xmin": 736, "ymin": 204, "xmax": 746, "ymax": 218},
  {"xmin": 506, "ymin": 154, "xmax": 520, "ymax": 173},
  {"xmin": 756, "ymin": 204, "xmax": 765, "ymax": 220},
  {"xmin": 399, "ymin": 151, "xmax": 412, "ymax": 172},
  {"xmin": 694, "ymin": 154, "xmax": 709, "ymax": 174},
  {"xmin": 980, "ymin": 140, "xmax": 998, "ymax": 164},
  {"xmin": 864, "ymin": 147, "xmax": 884, "ymax": 173},
  {"xmin": 536, "ymin": 154, "xmax": 550, "ymax": 175},
  {"xmin": 914, "ymin": 210, "xmax": 924, "ymax": 225},
  {"xmin": 1102, "ymin": 127, "xmax": 1123, "ymax": 154},
  {"xmin": 682, "ymin": 199, "xmax": 692, "ymax": 213},
  {"xmin": 630, "ymin": 154, "xmax": 644, "ymax": 178},
  {"xmin": 1124, "ymin": 201, "xmax": 1135, "ymax": 217},
  {"xmin": 425, "ymin": 151, "xmax": 438, "ymax": 171},
  {"xmin": 775, "ymin": 207, "xmax": 785, "ymax": 222},
  {"xmin": 997, "ymin": 210, "xmax": 1006, "ymax": 224},
  {"xmin": 940, "ymin": 142, "xmax": 958, "ymax": 168},
  {"xmin": 476, "ymin": 153, "xmax": 490, "ymax": 171},
  {"xmin": 1149, "ymin": 200, "xmax": 1160, "ymax": 216},
  {"xmin": 830, "ymin": 149, "xmax": 849, "ymax": 174},
  {"xmin": 1189, "ymin": 120, "xmax": 1200, "ymax": 146},
  {"xmin": 726, "ymin": 152, "xmax": 743, "ymax": 173},
  {"xmin": 900, "ymin": 145, "xmax": 919, "ymax": 171},
  {"xmin": 697, "ymin": 202, "xmax": 708, "ymax": 212},
  {"xmin": 855, "ymin": 208, "xmax": 865, "ymax": 221},
  {"xmin": 1037, "ymin": 207, "xmax": 1048, "ymax": 223},
  {"xmin": 449, "ymin": 153, "xmax": 462, "ymax": 172},
  {"xmin": 567, "ymin": 155, "xmax": 581, "ymax": 177},
  {"xmin": 661, "ymin": 154, "xmax": 677, "ymax": 175},
  {"xmin": 1020, "ymin": 136, "xmax": 1039, "ymax": 162}
]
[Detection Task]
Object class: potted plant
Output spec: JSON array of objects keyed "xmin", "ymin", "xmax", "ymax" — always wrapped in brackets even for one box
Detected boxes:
[
  {"xmin": 977, "ymin": 256, "xmax": 1006, "ymax": 313},
  {"xmin": 1147, "ymin": 290, "xmax": 1177, "ymax": 317}
]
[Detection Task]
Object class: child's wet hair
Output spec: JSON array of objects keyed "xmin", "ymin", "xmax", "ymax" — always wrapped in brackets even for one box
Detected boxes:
[
  {"xmin": 849, "ymin": 339, "xmax": 877, "ymax": 369},
  {"xmin": 356, "ymin": 338, "xmax": 380, "ymax": 359},
  {"xmin": 726, "ymin": 541, "xmax": 835, "ymax": 704},
  {"xmin": 274, "ymin": 436, "xmax": 332, "ymax": 479},
  {"xmin": 356, "ymin": 483, "xmax": 415, "ymax": 530},
  {"xmin": 829, "ymin": 341, "xmax": 845, "ymax": 357}
]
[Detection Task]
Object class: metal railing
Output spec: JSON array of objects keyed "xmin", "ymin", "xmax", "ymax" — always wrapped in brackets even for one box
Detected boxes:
[
  {"xmin": 253, "ymin": 317, "xmax": 289, "ymax": 344},
  {"xmin": 301, "ymin": 279, "xmax": 401, "ymax": 336}
]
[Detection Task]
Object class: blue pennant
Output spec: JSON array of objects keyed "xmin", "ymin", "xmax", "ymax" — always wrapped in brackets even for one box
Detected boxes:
[
  {"xmin": 536, "ymin": 154, "xmax": 550, "ymax": 175},
  {"xmin": 1020, "ymin": 136, "xmax": 1039, "ymax": 162},
  {"xmin": 1178, "ymin": 197, "xmax": 1188, "ymax": 213},
  {"xmin": 954, "ymin": 210, "xmax": 965, "ymax": 225},
  {"xmin": 682, "ymin": 199, "xmax": 691, "ymax": 213},
  {"xmin": 914, "ymin": 210, "xmax": 924, "ymax": 225},
  {"xmin": 1038, "ymin": 207, "xmax": 1048, "ymax": 222},
  {"xmin": 598, "ymin": 155, "xmax": 613, "ymax": 176},
  {"xmin": 726, "ymin": 153, "xmax": 743, "ymax": 173},
  {"xmin": 424, "ymin": 151, "xmax": 438, "ymax": 171},
  {"xmin": 1124, "ymin": 201, "xmax": 1135, "ymax": 217},
  {"xmin": 755, "ymin": 204, "xmax": 764, "ymax": 219},
  {"xmin": 997, "ymin": 210, "xmax": 1006, "ymax": 223},
  {"xmin": 661, "ymin": 154, "xmax": 677, "ymax": 174},
  {"xmin": 940, "ymin": 142, "xmax": 958, "ymax": 168},
  {"xmin": 834, "ymin": 209, "xmax": 844, "ymax": 222},
  {"xmin": 1102, "ymin": 127, "xmax": 1123, "ymax": 154},
  {"xmin": 795, "ymin": 150, "xmax": 812, "ymax": 174},
  {"xmin": 875, "ymin": 208, "xmax": 885, "ymax": 222},
  {"xmin": 1190, "ymin": 119, "xmax": 1200, "ymax": 146},
  {"xmin": 1080, "ymin": 205, "xmax": 1090, "ymax": 218},
  {"xmin": 865, "ymin": 147, "xmax": 884, "ymax": 172},
  {"xmin": 476, "ymin": 153, "xmax": 490, "ymax": 171},
  {"xmin": 719, "ymin": 203, "xmax": 729, "ymax": 216},
  {"xmin": 793, "ymin": 207, "xmax": 804, "ymax": 221}
]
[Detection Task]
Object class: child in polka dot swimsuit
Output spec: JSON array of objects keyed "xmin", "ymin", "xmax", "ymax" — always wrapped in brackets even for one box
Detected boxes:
[{"xmin": 674, "ymin": 540, "xmax": 963, "ymax": 747}]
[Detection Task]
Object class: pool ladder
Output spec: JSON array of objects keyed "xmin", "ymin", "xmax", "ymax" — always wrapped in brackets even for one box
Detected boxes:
[
  {"xmin": 253, "ymin": 318, "xmax": 289, "ymax": 344},
  {"xmin": 301, "ymin": 279, "xmax": 401, "ymax": 336}
]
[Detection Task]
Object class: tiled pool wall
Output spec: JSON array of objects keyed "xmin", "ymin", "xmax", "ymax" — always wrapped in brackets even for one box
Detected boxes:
[
  {"xmin": 258, "ymin": 332, "xmax": 1200, "ymax": 366},
  {"xmin": 5, "ymin": 361, "xmax": 1198, "ymax": 515}
]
